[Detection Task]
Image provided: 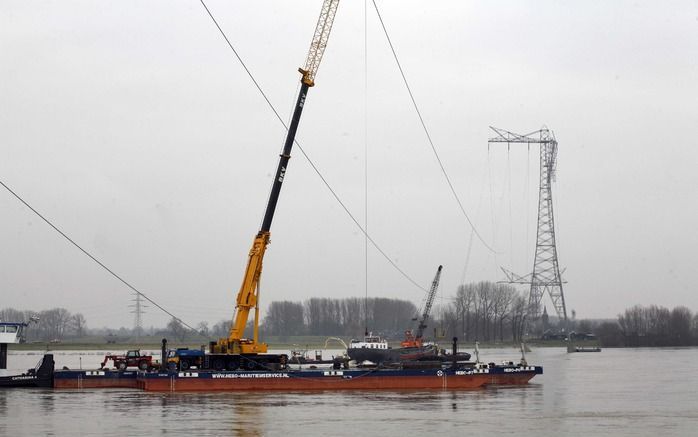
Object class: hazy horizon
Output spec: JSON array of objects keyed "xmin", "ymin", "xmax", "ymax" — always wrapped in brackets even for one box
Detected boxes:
[{"xmin": 2, "ymin": 1, "xmax": 697, "ymax": 328}]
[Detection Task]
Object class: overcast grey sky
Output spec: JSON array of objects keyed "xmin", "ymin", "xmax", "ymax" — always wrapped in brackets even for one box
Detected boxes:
[{"xmin": 1, "ymin": 1, "xmax": 697, "ymax": 329}]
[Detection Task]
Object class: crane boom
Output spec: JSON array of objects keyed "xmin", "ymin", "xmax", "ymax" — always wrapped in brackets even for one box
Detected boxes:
[
  {"xmin": 415, "ymin": 265, "xmax": 443, "ymax": 340},
  {"xmin": 212, "ymin": 0, "xmax": 341, "ymax": 357},
  {"xmin": 401, "ymin": 265, "xmax": 443, "ymax": 348},
  {"xmin": 301, "ymin": 0, "xmax": 340, "ymax": 87}
]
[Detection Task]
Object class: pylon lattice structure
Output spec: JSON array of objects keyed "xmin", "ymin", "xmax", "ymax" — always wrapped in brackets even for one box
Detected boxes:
[
  {"xmin": 488, "ymin": 126, "xmax": 568, "ymax": 323},
  {"xmin": 129, "ymin": 293, "xmax": 147, "ymax": 337}
]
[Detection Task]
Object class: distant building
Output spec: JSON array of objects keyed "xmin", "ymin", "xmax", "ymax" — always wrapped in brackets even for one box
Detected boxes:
[{"xmin": 542, "ymin": 306, "xmax": 550, "ymax": 332}]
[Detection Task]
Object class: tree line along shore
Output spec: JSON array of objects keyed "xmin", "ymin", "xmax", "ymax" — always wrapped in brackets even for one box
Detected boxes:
[{"xmin": 3, "ymin": 281, "xmax": 698, "ymax": 348}]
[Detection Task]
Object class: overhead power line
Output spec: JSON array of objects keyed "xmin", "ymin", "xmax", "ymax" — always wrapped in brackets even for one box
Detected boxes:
[
  {"xmin": 0, "ymin": 179, "xmax": 205, "ymax": 338},
  {"xmin": 370, "ymin": 0, "xmax": 496, "ymax": 254}
]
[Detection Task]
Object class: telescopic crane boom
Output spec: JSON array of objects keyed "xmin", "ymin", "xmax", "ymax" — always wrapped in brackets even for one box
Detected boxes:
[
  {"xmin": 401, "ymin": 265, "xmax": 443, "ymax": 348},
  {"xmin": 211, "ymin": 0, "xmax": 340, "ymax": 358}
]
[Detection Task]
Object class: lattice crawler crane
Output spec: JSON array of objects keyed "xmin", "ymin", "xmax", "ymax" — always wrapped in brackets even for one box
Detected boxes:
[{"xmin": 401, "ymin": 265, "xmax": 443, "ymax": 348}]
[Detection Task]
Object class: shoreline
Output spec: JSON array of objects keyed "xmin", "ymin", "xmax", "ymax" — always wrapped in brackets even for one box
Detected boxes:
[{"xmin": 8, "ymin": 339, "xmax": 598, "ymax": 351}]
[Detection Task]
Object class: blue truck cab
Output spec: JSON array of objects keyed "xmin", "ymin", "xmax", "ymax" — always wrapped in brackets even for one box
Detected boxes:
[{"xmin": 166, "ymin": 348, "xmax": 205, "ymax": 371}]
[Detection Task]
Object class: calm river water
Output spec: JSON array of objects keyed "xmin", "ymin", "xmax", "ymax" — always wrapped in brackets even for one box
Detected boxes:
[{"xmin": 1, "ymin": 347, "xmax": 697, "ymax": 436}]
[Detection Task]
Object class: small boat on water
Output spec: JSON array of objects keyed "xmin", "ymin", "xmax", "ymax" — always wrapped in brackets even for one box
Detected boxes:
[
  {"xmin": 347, "ymin": 333, "xmax": 391, "ymax": 364},
  {"xmin": 347, "ymin": 267, "xmax": 472, "ymax": 366},
  {"xmin": 0, "ymin": 354, "xmax": 55, "ymax": 388},
  {"xmin": 347, "ymin": 333, "xmax": 431, "ymax": 364},
  {"xmin": 566, "ymin": 331, "xmax": 602, "ymax": 352},
  {"xmin": 347, "ymin": 333, "xmax": 471, "ymax": 365},
  {"xmin": 0, "ymin": 320, "xmax": 54, "ymax": 388},
  {"xmin": 571, "ymin": 346, "xmax": 602, "ymax": 353}
]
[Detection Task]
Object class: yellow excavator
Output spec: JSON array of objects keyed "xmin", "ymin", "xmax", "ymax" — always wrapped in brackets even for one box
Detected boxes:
[{"xmin": 206, "ymin": 0, "xmax": 341, "ymax": 371}]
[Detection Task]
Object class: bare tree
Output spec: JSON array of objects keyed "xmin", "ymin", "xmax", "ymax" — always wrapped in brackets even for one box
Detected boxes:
[
  {"xmin": 618, "ymin": 305, "xmax": 695, "ymax": 347},
  {"xmin": 492, "ymin": 285, "xmax": 515, "ymax": 342},
  {"xmin": 197, "ymin": 321, "xmax": 210, "ymax": 337},
  {"xmin": 455, "ymin": 284, "xmax": 475, "ymax": 341},
  {"xmin": 510, "ymin": 295, "xmax": 528, "ymax": 342},
  {"xmin": 264, "ymin": 301, "xmax": 305, "ymax": 336},
  {"xmin": 476, "ymin": 282, "xmax": 494, "ymax": 341},
  {"xmin": 669, "ymin": 306, "xmax": 692, "ymax": 346},
  {"xmin": 71, "ymin": 313, "xmax": 87, "ymax": 337},
  {"xmin": 167, "ymin": 317, "xmax": 187, "ymax": 342},
  {"xmin": 211, "ymin": 319, "xmax": 232, "ymax": 338},
  {"xmin": 36, "ymin": 308, "xmax": 73, "ymax": 340}
]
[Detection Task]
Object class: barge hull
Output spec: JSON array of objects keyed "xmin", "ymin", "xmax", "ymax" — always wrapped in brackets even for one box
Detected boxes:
[
  {"xmin": 486, "ymin": 373, "xmax": 536, "ymax": 385},
  {"xmin": 52, "ymin": 366, "xmax": 543, "ymax": 391},
  {"xmin": 137, "ymin": 369, "xmax": 491, "ymax": 392},
  {"xmin": 479, "ymin": 366, "xmax": 543, "ymax": 386},
  {"xmin": 53, "ymin": 370, "xmax": 138, "ymax": 389},
  {"xmin": 0, "ymin": 354, "xmax": 54, "ymax": 388}
]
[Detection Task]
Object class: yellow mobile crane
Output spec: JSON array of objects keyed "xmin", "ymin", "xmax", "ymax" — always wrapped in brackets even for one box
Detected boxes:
[{"xmin": 207, "ymin": 0, "xmax": 341, "ymax": 371}]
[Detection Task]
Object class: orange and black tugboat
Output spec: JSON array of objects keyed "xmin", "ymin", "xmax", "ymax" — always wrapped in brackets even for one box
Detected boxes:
[{"xmin": 348, "ymin": 266, "xmax": 471, "ymax": 366}]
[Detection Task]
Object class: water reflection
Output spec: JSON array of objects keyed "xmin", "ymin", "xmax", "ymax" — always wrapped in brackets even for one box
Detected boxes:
[
  {"xmin": 231, "ymin": 397, "xmax": 264, "ymax": 437},
  {"xmin": 39, "ymin": 390, "xmax": 55, "ymax": 415},
  {"xmin": 4, "ymin": 348, "xmax": 698, "ymax": 436}
]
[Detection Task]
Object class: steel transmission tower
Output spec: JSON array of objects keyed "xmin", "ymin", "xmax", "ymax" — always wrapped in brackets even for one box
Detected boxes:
[
  {"xmin": 488, "ymin": 126, "xmax": 568, "ymax": 323},
  {"xmin": 129, "ymin": 293, "xmax": 147, "ymax": 337}
]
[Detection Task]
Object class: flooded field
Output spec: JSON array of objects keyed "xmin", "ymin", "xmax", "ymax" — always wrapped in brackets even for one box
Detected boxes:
[{"xmin": 1, "ymin": 347, "xmax": 697, "ymax": 436}]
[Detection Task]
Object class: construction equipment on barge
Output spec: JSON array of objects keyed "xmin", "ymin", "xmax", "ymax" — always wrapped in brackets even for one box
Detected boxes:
[
  {"xmin": 347, "ymin": 266, "xmax": 470, "ymax": 365},
  {"xmin": 100, "ymin": 350, "xmax": 155, "ymax": 371},
  {"xmin": 203, "ymin": 0, "xmax": 340, "ymax": 372},
  {"xmin": 52, "ymin": 337, "xmax": 541, "ymax": 391},
  {"xmin": 48, "ymin": 1, "xmax": 545, "ymax": 392},
  {"xmin": 402, "ymin": 265, "xmax": 443, "ymax": 348}
]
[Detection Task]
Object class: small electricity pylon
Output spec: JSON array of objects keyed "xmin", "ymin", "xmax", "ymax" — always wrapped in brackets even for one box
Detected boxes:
[
  {"xmin": 129, "ymin": 293, "xmax": 147, "ymax": 338},
  {"xmin": 488, "ymin": 126, "xmax": 568, "ymax": 324}
]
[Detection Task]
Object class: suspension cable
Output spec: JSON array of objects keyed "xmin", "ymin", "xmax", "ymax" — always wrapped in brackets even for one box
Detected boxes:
[
  {"xmin": 460, "ymin": 157, "xmax": 489, "ymax": 285},
  {"xmin": 525, "ymin": 145, "xmax": 531, "ymax": 269},
  {"xmin": 370, "ymin": 0, "xmax": 496, "ymax": 254},
  {"xmin": 364, "ymin": 0, "xmax": 370, "ymax": 333},
  {"xmin": 487, "ymin": 147, "xmax": 499, "ymax": 278},
  {"xmin": 0, "ymin": 179, "xmax": 205, "ymax": 338},
  {"xmin": 507, "ymin": 147, "xmax": 514, "ymax": 270}
]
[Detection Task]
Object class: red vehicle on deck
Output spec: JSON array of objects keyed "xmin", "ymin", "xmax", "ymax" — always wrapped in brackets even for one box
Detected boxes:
[{"xmin": 100, "ymin": 350, "xmax": 154, "ymax": 371}]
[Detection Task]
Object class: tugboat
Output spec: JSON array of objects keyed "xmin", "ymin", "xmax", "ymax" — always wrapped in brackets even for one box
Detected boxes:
[
  {"xmin": 0, "ymin": 320, "xmax": 54, "ymax": 388},
  {"xmin": 347, "ymin": 332, "xmax": 394, "ymax": 364},
  {"xmin": 348, "ymin": 266, "xmax": 470, "ymax": 365},
  {"xmin": 347, "ymin": 332, "xmax": 457, "ymax": 365},
  {"xmin": 0, "ymin": 354, "xmax": 55, "ymax": 388}
]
